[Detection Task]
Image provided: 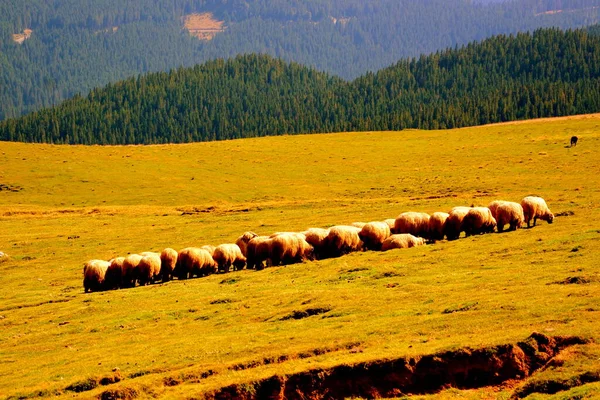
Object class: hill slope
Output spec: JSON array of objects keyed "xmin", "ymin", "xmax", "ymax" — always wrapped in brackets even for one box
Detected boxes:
[
  {"xmin": 1, "ymin": 0, "xmax": 600, "ymax": 120},
  {"xmin": 0, "ymin": 115, "xmax": 599, "ymax": 398},
  {"xmin": 2, "ymin": 27, "xmax": 600, "ymax": 144}
]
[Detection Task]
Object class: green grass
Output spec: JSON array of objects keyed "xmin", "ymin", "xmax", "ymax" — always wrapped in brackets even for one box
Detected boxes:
[{"xmin": 1, "ymin": 114, "xmax": 599, "ymax": 399}]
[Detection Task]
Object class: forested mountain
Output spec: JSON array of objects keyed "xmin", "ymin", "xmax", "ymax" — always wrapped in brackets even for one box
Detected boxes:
[
  {"xmin": 1, "ymin": 0, "xmax": 600, "ymax": 120},
  {"xmin": 2, "ymin": 27, "xmax": 599, "ymax": 144}
]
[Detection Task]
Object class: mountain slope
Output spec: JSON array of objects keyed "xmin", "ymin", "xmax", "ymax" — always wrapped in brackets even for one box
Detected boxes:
[
  {"xmin": 1, "ymin": 0, "xmax": 600, "ymax": 120},
  {"xmin": 1, "ymin": 27, "xmax": 600, "ymax": 144}
]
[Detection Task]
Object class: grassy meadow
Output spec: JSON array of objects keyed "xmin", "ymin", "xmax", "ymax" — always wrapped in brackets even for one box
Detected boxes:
[{"xmin": 1, "ymin": 114, "xmax": 600, "ymax": 399}]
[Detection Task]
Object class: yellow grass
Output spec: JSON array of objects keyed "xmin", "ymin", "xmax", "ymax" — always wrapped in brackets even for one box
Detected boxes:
[
  {"xmin": 1, "ymin": 115, "xmax": 599, "ymax": 399},
  {"xmin": 182, "ymin": 13, "xmax": 225, "ymax": 41}
]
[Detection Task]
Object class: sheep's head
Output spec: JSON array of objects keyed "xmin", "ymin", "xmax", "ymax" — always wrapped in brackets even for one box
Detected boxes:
[{"xmin": 546, "ymin": 213, "xmax": 554, "ymax": 224}]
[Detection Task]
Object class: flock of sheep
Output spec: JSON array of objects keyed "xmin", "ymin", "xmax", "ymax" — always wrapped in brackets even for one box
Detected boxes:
[{"xmin": 82, "ymin": 196, "xmax": 554, "ymax": 293}]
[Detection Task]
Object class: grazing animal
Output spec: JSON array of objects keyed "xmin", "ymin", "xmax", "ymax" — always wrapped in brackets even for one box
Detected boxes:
[
  {"xmin": 213, "ymin": 244, "xmax": 246, "ymax": 272},
  {"xmin": 428, "ymin": 212, "xmax": 450, "ymax": 241},
  {"xmin": 200, "ymin": 245, "xmax": 216, "ymax": 257},
  {"xmin": 571, "ymin": 136, "xmax": 578, "ymax": 147},
  {"xmin": 495, "ymin": 201, "xmax": 525, "ymax": 232},
  {"xmin": 384, "ymin": 219, "xmax": 397, "ymax": 234},
  {"xmin": 269, "ymin": 233, "xmax": 314, "ymax": 266},
  {"xmin": 235, "ymin": 232, "xmax": 258, "ymax": 257},
  {"xmin": 358, "ymin": 221, "xmax": 391, "ymax": 250},
  {"xmin": 122, "ymin": 254, "xmax": 144, "ymax": 288},
  {"xmin": 83, "ymin": 259, "xmax": 110, "ymax": 293},
  {"xmin": 104, "ymin": 257, "xmax": 125, "ymax": 290},
  {"xmin": 444, "ymin": 206, "xmax": 471, "ymax": 240},
  {"xmin": 521, "ymin": 196, "xmax": 554, "ymax": 228},
  {"xmin": 394, "ymin": 212, "xmax": 431, "ymax": 238},
  {"xmin": 137, "ymin": 253, "xmax": 161, "ymax": 286},
  {"xmin": 487, "ymin": 200, "xmax": 508, "ymax": 220},
  {"xmin": 381, "ymin": 234, "xmax": 426, "ymax": 251},
  {"xmin": 302, "ymin": 228, "xmax": 330, "ymax": 259},
  {"xmin": 175, "ymin": 248, "xmax": 217, "ymax": 278},
  {"xmin": 246, "ymin": 236, "xmax": 272, "ymax": 270},
  {"xmin": 461, "ymin": 207, "xmax": 496, "ymax": 237},
  {"xmin": 322, "ymin": 225, "xmax": 364, "ymax": 258},
  {"xmin": 160, "ymin": 248, "xmax": 178, "ymax": 282},
  {"xmin": 351, "ymin": 222, "xmax": 367, "ymax": 229}
]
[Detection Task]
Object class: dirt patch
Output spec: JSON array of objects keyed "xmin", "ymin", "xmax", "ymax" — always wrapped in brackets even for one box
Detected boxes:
[
  {"xmin": 99, "ymin": 387, "xmax": 138, "ymax": 400},
  {"xmin": 66, "ymin": 372, "xmax": 122, "ymax": 393},
  {"xmin": 555, "ymin": 210, "xmax": 575, "ymax": 217},
  {"xmin": 280, "ymin": 307, "xmax": 332, "ymax": 321},
  {"xmin": 204, "ymin": 333, "xmax": 589, "ymax": 399},
  {"xmin": 182, "ymin": 13, "xmax": 225, "ymax": 41},
  {"xmin": 552, "ymin": 275, "xmax": 595, "ymax": 285}
]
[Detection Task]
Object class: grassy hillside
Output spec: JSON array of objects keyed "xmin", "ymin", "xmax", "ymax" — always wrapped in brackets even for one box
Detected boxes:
[{"xmin": 1, "ymin": 115, "xmax": 600, "ymax": 398}]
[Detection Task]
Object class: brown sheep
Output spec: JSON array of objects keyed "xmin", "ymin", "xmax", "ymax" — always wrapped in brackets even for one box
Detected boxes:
[
  {"xmin": 495, "ymin": 201, "xmax": 525, "ymax": 232},
  {"xmin": 235, "ymin": 231, "xmax": 258, "ymax": 257},
  {"xmin": 104, "ymin": 257, "xmax": 125, "ymax": 290},
  {"xmin": 444, "ymin": 206, "xmax": 471, "ymax": 241},
  {"xmin": 137, "ymin": 253, "xmax": 161, "ymax": 286},
  {"xmin": 246, "ymin": 236, "xmax": 272, "ymax": 270},
  {"xmin": 200, "ymin": 245, "xmax": 216, "ymax": 257},
  {"xmin": 122, "ymin": 254, "xmax": 144, "ymax": 288},
  {"xmin": 322, "ymin": 225, "xmax": 364, "ymax": 258},
  {"xmin": 302, "ymin": 227, "xmax": 330, "ymax": 259},
  {"xmin": 269, "ymin": 233, "xmax": 314, "ymax": 266},
  {"xmin": 213, "ymin": 244, "xmax": 246, "ymax": 272},
  {"xmin": 429, "ymin": 212, "xmax": 449, "ymax": 241},
  {"xmin": 160, "ymin": 248, "xmax": 178, "ymax": 282},
  {"xmin": 381, "ymin": 234, "xmax": 426, "ymax": 251},
  {"xmin": 394, "ymin": 212, "xmax": 430, "ymax": 238},
  {"xmin": 384, "ymin": 219, "xmax": 397, "ymax": 234},
  {"xmin": 461, "ymin": 207, "xmax": 496, "ymax": 237},
  {"xmin": 83, "ymin": 259, "xmax": 110, "ymax": 293},
  {"xmin": 176, "ymin": 248, "xmax": 217, "ymax": 278},
  {"xmin": 521, "ymin": 196, "xmax": 554, "ymax": 228},
  {"xmin": 358, "ymin": 221, "xmax": 391, "ymax": 251}
]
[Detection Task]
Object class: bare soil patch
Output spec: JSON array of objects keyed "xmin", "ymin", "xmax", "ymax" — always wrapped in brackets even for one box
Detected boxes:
[{"xmin": 182, "ymin": 13, "xmax": 225, "ymax": 41}]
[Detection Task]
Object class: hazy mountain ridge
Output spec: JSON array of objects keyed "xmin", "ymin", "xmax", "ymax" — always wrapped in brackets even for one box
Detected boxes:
[{"xmin": 1, "ymin": 0, "xmax": 600, "ymax": 120}]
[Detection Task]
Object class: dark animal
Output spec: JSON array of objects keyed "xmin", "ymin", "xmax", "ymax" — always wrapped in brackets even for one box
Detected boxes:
[{"xmin": 570, "ymin": 136, "xmax": 578, "ymax": 147}]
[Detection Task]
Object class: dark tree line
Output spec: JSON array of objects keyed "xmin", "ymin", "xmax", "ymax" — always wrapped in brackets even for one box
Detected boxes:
[
  {"xmin": 1, "ymin": 0, "xmax": 600, "ymax": 120},
  {"xmin": 1, "ymin": 27, "xmax": 600, "ymax": 144}
]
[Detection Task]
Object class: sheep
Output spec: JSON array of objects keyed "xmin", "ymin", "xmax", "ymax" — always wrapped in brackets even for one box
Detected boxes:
[
  {"xmin": 571, "ymin": 136, "xmax": 578, "ymax": 147},
  {"xmin": 213, "ymin": 244, "xmax": 246, "ymax": 272},
  {"xmin": 137, "ymin": 253, "xmax": 162, "ymax": 286},
  {"xmin": 83, "ymin": 259, "xmax": 110, "ymax": 293},
  {"xmin": 429, "ymin": 212, "xmax": 449, "ymax": 241},
  {"xmin": 235, "ymin": 231, "xmax": 258, "ymax": 257},
  {"xmin": 104, "ymin": 257, "xmax": 125, "ymax": 290},
  {"xmin": 495, "ymin": 201, "xmax": 525, "ymax": 232},
  {"xmin": 444, "ymin": 206, "xmax": 471, "ymax": 241},
  {"xmin": 381, "ymin": 234, "xmax": 426, "ymax": 251},
  {"xmin": 269, "ymin": 233, "xmax": 315, "ymax": 266},
  {"xmin": 160, "ymin": 248, "xmax": 178, "ymax": 282},
  {"xmin": 461, "ymin": 207, "xmax": 496, "ymax": 237},
  {"xmin": 351, "ymin": 222, "xmax": 367, "ymax": 229},
  {"xmin": 384, "ymin": 219, "xmax": 397, "ymax": 234},
  {"xmin": 122, "ymin": 254, "xmax": 144, "ymax": 288},
  {"xmin": 200, "ymin": 245, "xmax": 216, "ymax": 257},
  {"xmin": 302, "ymin": 227, "xmax": 330, "ymax": 259},
  {"xmin": 246, "ymin": 236, "xmax": 272, "ymax": 270},
  {"xmin": 322, "ymin": 225, "xmax": 364, "ymax": 258},
  {"xmin": 521, "ymin": 196, "xmax": 554, "ymax": 228},
  {"xmin": 487, "ymin": 200, "xmax": 508, "ymax": 221},
  {"xmin": 394, "ymin": 212, "xmax": 430, "ymax": 238},
  {"xmin": 358, "ymin": 221, "xmax": 391, "ymax": 251},
  {"xmin": 175, "ymin": 247, "xmax": 217, "ymax": 278}
]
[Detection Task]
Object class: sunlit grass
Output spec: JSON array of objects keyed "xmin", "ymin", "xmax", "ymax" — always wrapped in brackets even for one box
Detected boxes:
[{"xmin": 0, "ymin": 114, "xmax": 599, "ymax": 398}]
